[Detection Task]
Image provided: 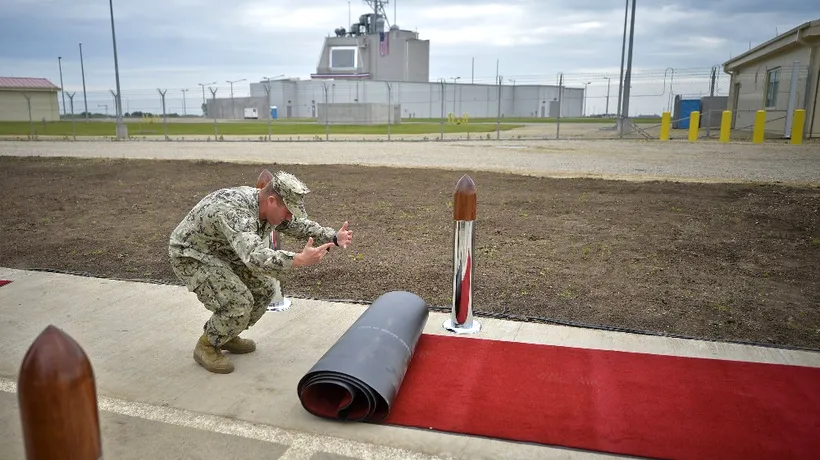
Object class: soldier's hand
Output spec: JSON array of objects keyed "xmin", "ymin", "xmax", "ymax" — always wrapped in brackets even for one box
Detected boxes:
[
  {"xmin": 335, "ymin": 221, "xmax": 352, "ymax": 249},
  {"xmin": 293, "ymin": 237, "xmax": 335, "ymax": 267}
]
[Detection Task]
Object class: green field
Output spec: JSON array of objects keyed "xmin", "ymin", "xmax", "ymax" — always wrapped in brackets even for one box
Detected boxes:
[
  {"xmin": 0, "ymin": 120, "xmax": 524, "ymax": 137},
  {"xmin": 404, "ymin": 116, "xmax": 659, "ymax": 124}
]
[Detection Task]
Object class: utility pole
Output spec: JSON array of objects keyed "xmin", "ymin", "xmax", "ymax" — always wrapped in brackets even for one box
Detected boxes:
[
  {"xmin": 198, "ymin": 81, "xmax": 216, "ymax": 116},
  {"xmin": 181, "ymin": 88, "xmax": 188, "ymax": 115},
  {"xmin": 79, "ymin": 42, "xmax": 89, "ymax": 122},
  {"xmin": 226, "ymin": 78, "xmax": 246, "ymax": 119},
  {"xmin": 58, "ymin": 56, "xmax": 66, "ymax": 118},
  {"xmin": 108, "ymin": 0, "xmax": 126, "ymax": 139},
  {"xmin": 620, "ymin": 0, "xmax": 637, "ymax": 135}
]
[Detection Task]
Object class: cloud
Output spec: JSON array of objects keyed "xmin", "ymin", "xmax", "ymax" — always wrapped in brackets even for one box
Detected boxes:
[{"xmin": 1, "ymin": 0, "xmax": 817, "ymax": 116}]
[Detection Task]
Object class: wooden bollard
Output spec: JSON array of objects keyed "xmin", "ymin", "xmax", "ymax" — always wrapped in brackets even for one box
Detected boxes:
[
  {"xmin": 18, "ymin": 325, "xmax": 102, "ymax": 460},
  {"xmin": 443, "ymin": 174, "xmax": 481, "ymax": 334}
]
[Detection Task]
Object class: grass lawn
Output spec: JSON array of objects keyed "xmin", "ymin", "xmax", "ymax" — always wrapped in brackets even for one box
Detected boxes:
[
  {"xmin": 403, "ymin": 116, "xmax": 659, "ymax": 124},
  {"xmin": 0, "ymin": 120, "xmax": 524, "ymax": 137}
]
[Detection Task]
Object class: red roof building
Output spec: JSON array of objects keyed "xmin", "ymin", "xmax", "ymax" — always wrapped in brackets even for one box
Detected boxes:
[
  {"xmin": 0, "ymin": 76, "xmax": 61, "ymax": 122},
  {"xmin": 0, "ymin": 77, "xmax": 61, "ymax": 91}
]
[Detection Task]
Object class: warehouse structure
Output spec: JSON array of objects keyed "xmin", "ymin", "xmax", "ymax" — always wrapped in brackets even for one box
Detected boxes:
[
  {"xmin": 0, "ymin": 77, "xmax": 60, "ymax": 122},
  {"xmin": 207, "ymin": 2, "xmax": 584, "ymax": 121},
  {"xmin": 723, "ymin": 18, "xmax": 820, "ymax": 138}
]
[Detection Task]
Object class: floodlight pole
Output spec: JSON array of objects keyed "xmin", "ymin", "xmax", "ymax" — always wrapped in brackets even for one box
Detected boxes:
[
  {"xmin": 79, "ymin": 42, "xmax": 89, "ymax": 122},
  {"xmin": 620, "ymin": 0, "xmax": 637, "ymax": 135},
  {"xmin": 58, "ymin": 56, "xmax": 66, "ymax": 117},
  {"xmin": 108, "ymin": 0, "xmax": 126, "ymax": 139},
  {"xmin": 443, "ymin": 174, "xmax": 481, "ymax": 334}
]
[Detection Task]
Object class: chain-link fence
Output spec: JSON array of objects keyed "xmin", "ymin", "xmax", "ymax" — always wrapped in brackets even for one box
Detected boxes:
[{"xmin": 9, "ymin": 65, "xmax": 813, "ymax": 142}]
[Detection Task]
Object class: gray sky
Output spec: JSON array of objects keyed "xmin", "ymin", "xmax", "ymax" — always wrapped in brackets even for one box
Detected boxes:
[{"xmin": 1, "ymin": 0, "xmax": 817, "ymax": 114}]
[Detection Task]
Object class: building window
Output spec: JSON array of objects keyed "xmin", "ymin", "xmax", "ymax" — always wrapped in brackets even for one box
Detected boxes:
[
  {"xmin": 330, "ymin": 46, "xmax": 357, "ymax": 69},
  {"xmin": 765, "ymin": 67, "xmax": 780, "ymax": 108}
]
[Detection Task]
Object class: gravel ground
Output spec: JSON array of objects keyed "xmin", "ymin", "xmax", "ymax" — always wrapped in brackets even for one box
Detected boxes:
[{"xmin": 1, "ymin": 138, "xmax": 818, "ymax": 185}]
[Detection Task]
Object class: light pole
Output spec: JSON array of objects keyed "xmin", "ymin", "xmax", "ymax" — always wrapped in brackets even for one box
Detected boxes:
[
  {"xmin": 583, "ymin": 81, "xmax": 591, "ymax": 117},
  {"xmin": 57, "ymin": 56, "xmax": 66, "ymax": 118},
  {"xmin": 108, "ymin": 0, "xmax": 126, "ymax": 139},
  {"xmin": 79, "ymin": 42, "xmax": 88, "ymax": 122},
  {"xmin": 603, "ymin": 76, "xmax": 611, "ymax": 117},
  {"xmin": 198, "ymin": 81, "xmax": 216, "ymax": 116},
  {"xmin": 181, "ymin": 89, "xmax": 188, "ymax": 115},
  {"xmin": 226, "ymin": 78, "xmax": 246, "ymax": 119},
  {"xmin": 450, "ymin": 76, "xmax": 460, "ymax": 114}
]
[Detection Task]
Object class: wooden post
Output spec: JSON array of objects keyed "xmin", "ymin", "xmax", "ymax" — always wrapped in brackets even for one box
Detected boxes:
[
  {"xmin": 443, "ymin": 174, "xmax": 481, "ymax": 334},
  {"xmin": 18, "ymin": 325, "xmax": 102, "ymax": 460}
]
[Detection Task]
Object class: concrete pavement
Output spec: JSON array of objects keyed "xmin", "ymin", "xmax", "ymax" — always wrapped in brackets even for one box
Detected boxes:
[{"xmin": 1, "ymin": 267, "xmax": 818, "ymax": 460}]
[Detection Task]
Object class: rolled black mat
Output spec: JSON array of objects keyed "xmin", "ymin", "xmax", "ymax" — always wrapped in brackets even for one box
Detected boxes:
[{"xmin": 297, "ymin": 290, "xmax": 429, "ymax": 422}]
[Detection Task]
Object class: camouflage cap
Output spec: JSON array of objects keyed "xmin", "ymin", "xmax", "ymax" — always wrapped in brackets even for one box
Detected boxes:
[{"xmin": 270, "ymin": 170, "xmax": 309, "ymax": 219}]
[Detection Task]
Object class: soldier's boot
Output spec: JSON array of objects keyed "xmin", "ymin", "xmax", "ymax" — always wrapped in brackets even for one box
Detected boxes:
[
  {"xmin": 221, "ymin": 335, "xmax": 257, "ymax": 354},
  {"xmin": 193, "ymin": 335, "xmax": 234, "ymax": 374}
]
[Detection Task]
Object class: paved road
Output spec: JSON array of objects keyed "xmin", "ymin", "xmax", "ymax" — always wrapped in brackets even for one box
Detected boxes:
[{"xmin": 1, "ymin": 139, "xmax": 818, "ymax": 185}]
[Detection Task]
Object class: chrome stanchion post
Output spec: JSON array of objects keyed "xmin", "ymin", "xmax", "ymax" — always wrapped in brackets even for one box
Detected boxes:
[
  {"xmin": 256, "ymin": 168, "xmax": 292, "ymax": 312},
  {"xmin": 443, "ymin": 174, "xmax": 481, "ymax": 334}
]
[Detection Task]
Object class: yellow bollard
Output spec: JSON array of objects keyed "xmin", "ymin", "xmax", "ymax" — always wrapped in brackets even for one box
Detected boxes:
[
  {"xmin": 790, "ymin": 109, "xmax": 805, "ymax": 145},
  {"xmin": 752, "ymin": 110, "xmax": 766, "ymax": 143},
  {"xmin": 688, "ymin": 111, "xmax": 700, "ymax": 142},
  {"xmin": 719, "ymin": 110, "xmax": 732, "ymax": 143},
  {"xmin": 659, "ymin": 111, "xmax": 671, "ymax": 141}
]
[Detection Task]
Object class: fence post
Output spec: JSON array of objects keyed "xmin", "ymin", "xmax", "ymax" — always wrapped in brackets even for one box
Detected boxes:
[
  {"xmin": 18, "ymin": 325, "xmax": 102, "ymax": 460},
  {"xmin": 790, "ymin": 109, "xmax": 805, "ymax": 145},
  {"xmin": 659, "ymin": 111, "xmax": 671, "ymax": 140},
  {"xmin": 784, "ymin": 60, "xmax": 800, "ymax": 137},
  {"xmin": 753, "ymin": 110, "xmax": 766, "ymax": 143},
  {"xmin": 209, "ymin": 87, "xmax": 218, "ymax": 139},
  {"xmin": 443, "ymin": 174, "xmax": 481, "ymax": 335},
  {"xmin": 386, "ymin": 81, "xmax": 392, "ymax": 141},
  {"xmin": 719, "ymin": 110, "xmax": 732, "ymax": 143},
  {"xmin": 688, "ymin": 111, "xmax": 700, "ymax": 142},
  {"xmin": 157, "ymin": 88, "xmax": 168, "ymax": 141},
  {"xmin": 67, "ymin": 92, "xmax": 76, "ymax": 140}
]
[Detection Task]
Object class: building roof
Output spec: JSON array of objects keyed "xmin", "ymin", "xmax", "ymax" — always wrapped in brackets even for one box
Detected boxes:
[
  {"xmin": 723, "ymin": 18, "xmax": 820, "ymax": 71},
  {"xmin": 0, "ymin": 77, "xmax": 60, "ymax": 91}
]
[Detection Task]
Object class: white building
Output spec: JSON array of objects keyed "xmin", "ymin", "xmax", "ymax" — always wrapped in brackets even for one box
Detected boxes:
[
  {"xmin": 723, "ymin": 18, "xmax": 820, "ymax": 138},
  {"xmin": 210, "ymin": 3, "xmax": 585, "ymax": 121}
]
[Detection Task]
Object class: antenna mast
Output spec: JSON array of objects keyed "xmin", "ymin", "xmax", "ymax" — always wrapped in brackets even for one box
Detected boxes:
[{"xmin": 363, "ymin": 0, "xmax": 391, "ymax": 29}]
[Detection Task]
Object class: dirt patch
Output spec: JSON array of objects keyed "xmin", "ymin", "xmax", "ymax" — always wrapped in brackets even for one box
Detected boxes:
[{"xmin": 1, "ymin": 156, "xmax": 819, "ymax": 350}]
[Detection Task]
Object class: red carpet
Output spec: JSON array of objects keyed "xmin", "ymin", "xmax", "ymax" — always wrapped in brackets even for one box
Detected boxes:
[{"xmin": 385, "ymin": 334, "xmax": 820, "ymax": 459}]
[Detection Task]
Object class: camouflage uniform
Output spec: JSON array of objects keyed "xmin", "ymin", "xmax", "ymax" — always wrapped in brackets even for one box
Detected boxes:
[{"xmin": 169, "ymin": 172, "xmax": 336, "ymax": 349}]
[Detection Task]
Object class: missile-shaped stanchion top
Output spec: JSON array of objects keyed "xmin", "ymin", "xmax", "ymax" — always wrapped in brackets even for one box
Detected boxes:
[
  {"xmin": 17, "ymin": 325, "xmax": 102, "ymax": 460},
  {"xmin": 444, "ymin": 174, "xmax": 481, "ymax": 335},
  {"xmin": 453, "ymin": 174, "xmax": 477, "ymax": 221}
]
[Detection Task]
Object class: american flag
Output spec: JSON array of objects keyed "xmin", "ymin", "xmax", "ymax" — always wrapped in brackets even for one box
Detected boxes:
[{"xmin": 379, "ymin": 31, "xmax": 390, "ymax": 56}]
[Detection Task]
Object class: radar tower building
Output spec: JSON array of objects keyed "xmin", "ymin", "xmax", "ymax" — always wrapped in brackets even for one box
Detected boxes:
[{"xmin": 311, "ymin": 0, "xmax": 429, "ymax": 82}]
